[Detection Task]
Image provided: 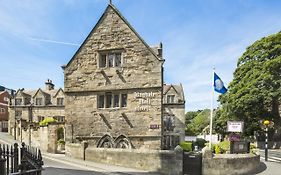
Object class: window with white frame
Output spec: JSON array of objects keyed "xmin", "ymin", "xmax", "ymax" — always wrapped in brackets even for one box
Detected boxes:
[
  {"xmin": 99, "ymin": 52, "xmax": 122, "ymax": 68},
  {"xmin": 4, "ymin": 97, "xmax": 9, "ymax": 102},
  {"xmin": 98, "ymin": 93, "xmax": 127, "ymax": 109}
]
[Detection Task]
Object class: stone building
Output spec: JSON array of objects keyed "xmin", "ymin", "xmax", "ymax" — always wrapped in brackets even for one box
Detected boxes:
[
  {"xmin": 0, "ymin": 91, "xmax": 10, "ymax": 132},
  {"xmin": 8, "ymin": 80, "xmax": 65, "ymax": 145},
  {"xmin": 163, "ymin": 84, "xmax": 185, "ymax": 149},
  {"xmin": 63, "ymin": 4, "xmax": 185, "ymax": 150}
]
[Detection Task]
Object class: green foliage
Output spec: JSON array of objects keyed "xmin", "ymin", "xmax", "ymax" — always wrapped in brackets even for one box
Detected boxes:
[
  {"xmin": 218, "ymin": 140, "xmax": 230, "ymax": 153},
  {"xmin": 39, "ymin": 117, "xmax": 57, "ymax": 126},
  {"xmin": 57, "ymin": 127, "xmax": 64, "ymax": 140},
  {"xmin": 180, "ymin": 141, "xmax": 193, "ymax": 152},
  {"xmin": 250, "ymin": 143, "xmax": 257, "ymax": 154},
  {"xmin": 215, "ymin": 145, "xmax": 221, "ymax": 154},
  {"xmin": 57, "ymin": 139, "xmax": 65, "ymax": 145},
  {"xmin": 185, "ymin": 109, "xmax": 210, "ymax": 135},
  {"xmin": 217, "ymin": 31, "xmax": 281, "ymax": 136},
  {"xmin": 195, "ymin": 138, "xmax": 207, "ymax": 149},
  {"xmin": 210, "ymin": 141, "xmax": 230, "ymax": 154}
]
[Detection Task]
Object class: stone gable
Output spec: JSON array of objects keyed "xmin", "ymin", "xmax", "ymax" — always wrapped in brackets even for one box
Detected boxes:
[
  {"xmin": 64, "ymin": 4, "xmax": 164, "ymax": 149},
  {"xmin": 64, "ymin": 5, "xmax": 163, "ymax": 92}
]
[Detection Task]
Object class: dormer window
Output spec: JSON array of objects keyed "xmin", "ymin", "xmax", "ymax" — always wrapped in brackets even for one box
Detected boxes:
[
  {"xmin": 57, "ymin": 98, "xmax": 64, "ymax": 106},
  {"xmin": 15, "ymin": 98, "xmax": 22, "ymax": 106},
  {"xmin": 167, "ymin": 95, "xmax": 175, "ymax": 103},
  {"xmin": 35, "ymin": 98, "xmax": 43, "ymax": 106},
  {"xmin": 24, "ymin": 98, "xmax": 31, "ymax": 105},
  {"xmin": 99, "ymin": 51, "xmax": 122, "ymax": 68}
]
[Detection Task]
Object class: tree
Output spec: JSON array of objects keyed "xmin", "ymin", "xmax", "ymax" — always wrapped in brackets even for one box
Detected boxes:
[
  {"xmin": 217, "ymin": 31, "xmax": 281, "ymax": 136},
  {"xmin": 185, "ymin": 109, "xmax": 210, "ymax": 135}
]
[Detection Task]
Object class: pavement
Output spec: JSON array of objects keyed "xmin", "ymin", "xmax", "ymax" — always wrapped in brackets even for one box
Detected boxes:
[{"xmin": 0, "ymin": 132, "xmax": 160, "ymax": 175}]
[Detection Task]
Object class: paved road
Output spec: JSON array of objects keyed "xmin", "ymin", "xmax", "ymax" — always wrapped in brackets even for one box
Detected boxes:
[
  {"xmin": 43, "ymin": 157, "xmax": 109, "ymax": 175},
  {"xmin": 260, "ymin": 149, "xmax": 281, "ymax": 163}
]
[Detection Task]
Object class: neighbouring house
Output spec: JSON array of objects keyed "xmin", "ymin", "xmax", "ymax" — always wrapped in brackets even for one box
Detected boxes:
[
  {"xmin": 63, "ymin": 3, "xmax": 185, "ymax": 151},
  {"xmin": 163, "ymin": 84, "xmax": 185, "ymax": 149},
  {"xmin": 0, "ymin": 91, "xmax": 10, "ymax": 132},
  {"xmin": 8, "ymin": 80, "xmax": 65, "ymax": 149}
]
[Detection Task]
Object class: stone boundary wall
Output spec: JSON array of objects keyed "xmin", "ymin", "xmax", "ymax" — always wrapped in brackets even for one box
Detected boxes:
[
  {"xmin": 19, "ymin": 124, "xmax": 63, "ymax": 153},
  {"xmin": 65, "ymin": 143, "xmax": 183, "ymax": 175},
  {"xmin": 203, "ymin": 153, "xmax": 260, "ymax": 175}
]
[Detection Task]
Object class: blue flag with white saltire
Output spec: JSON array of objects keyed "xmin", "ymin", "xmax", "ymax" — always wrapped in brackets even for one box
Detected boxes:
[{"xmin": 214, "ymin": 72, "xmax": 227, "ymax": 94}]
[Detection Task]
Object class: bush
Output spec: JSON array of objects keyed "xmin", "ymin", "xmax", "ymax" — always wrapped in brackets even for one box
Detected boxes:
[
  {"xmin": 39, "ymin": 117, "xmax": 57, "ymax": 126},
  {"xmin": 195, "ymin": 138, "xmax": 207, "ymax": 149},
  {"xmin": 180, "ymin": 141, "xmax": 193, "ymax": 152},
  {"xmin": 250, "ymin": 143, "xmax": 257, "ymax": 154},
  {"xmin": 57, "ymin": 139, "xmax": 65, "ymax": 145},
  {"xmin": 209, "ymin": 141, "xmax": 230, "ymax": 154},
  {"xmin": 215, "ymin": 145, "xmax": 221, "ymax": 154},
  {"xmin": 218, "ymin": 140, "xmax": 230, "ymax": 153}
]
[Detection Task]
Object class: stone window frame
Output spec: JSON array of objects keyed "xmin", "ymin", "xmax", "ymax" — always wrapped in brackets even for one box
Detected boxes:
[
  {"xmin": 15, "ymin": 110, "xmax": 22, "ymax": 118},
  {"xmin": 24, "ymin": 97, "xmax": 31, "ymax": 105},
  {"xmin": 163, "ymin": 115, "xmax": 176, "ymax": 132},
  {"xmin": 35, "ymin": 98, "xmax": 43, "ymax": 106},
  {"xmin": 57, "ymin": 97, "xmax": 64, "ymax": 106},
  {"xmin": 98, "ymin": 49, "xmax": 123, "ymax": 69},
  {"xmin": 97, "ymin": 92, "xmax": 127, "ymax": 109},
  {"xmin": 167, "ymin": 95, "xmax": 175, "ymax": 104},
  {"xmin": 53, "ymin": 116, "xmax": 65, "ymax": 123},
  {"xmin": 15, "ymin": 98, "xmax": 22, "ymax": 106}
]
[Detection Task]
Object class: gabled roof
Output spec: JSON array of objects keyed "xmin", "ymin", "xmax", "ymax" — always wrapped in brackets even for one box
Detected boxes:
[
  {"xmin": 32, "ymin": 88, "xmax": 50, "ymax": 98},
  {"xmin": 15, "ymin": 89, "xmax": 31, "ymax": 97},
  {"xmin": 163, "ymin": 84, "xmax": 185, "ymax": 100},
  {"xmin": 53, "ymin": 88, "xmax": 64, "ymax": 97},
  {"xmin": 0, "ymin": 91, "xmax": 10, "ymax": 98},
  {"xmin": 63, "ymin": 4, "xmax": 164, "ymax": 69}
]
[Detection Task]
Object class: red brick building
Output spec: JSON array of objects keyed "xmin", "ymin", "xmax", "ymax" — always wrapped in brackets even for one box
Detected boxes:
[{"xmin": 0, "ymin": 91, "xmax": 9, "ymax": 132}]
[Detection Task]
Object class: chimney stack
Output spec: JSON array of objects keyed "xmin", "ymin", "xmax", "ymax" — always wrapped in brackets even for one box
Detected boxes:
[
  {"xmin": 45, "ymin": 79, "xmax": 55, "ymax": 90},
  {"xmin": 157, "ymin": 42, "xmax": 163, "ymax": 58}
]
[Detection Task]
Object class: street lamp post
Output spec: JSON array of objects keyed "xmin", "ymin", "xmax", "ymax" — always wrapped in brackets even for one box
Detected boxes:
[
  {"xmin": 263, "ymin": 120, "xmax": 270, "ymax": 161},
  {"xmin": 28, "ymin": 103, "xmax": 34, "ymax": 146}
]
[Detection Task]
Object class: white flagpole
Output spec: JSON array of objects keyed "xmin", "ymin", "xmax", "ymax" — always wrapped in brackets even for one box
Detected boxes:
[{"xmin": 209, "ymin": 68, "xmax": 215, "ymax": 148}]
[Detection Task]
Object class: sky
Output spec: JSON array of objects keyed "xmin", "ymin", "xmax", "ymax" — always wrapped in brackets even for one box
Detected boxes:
[{"xmin": 1, "ymin": 0, "xmax": 281, "ymax": 111}]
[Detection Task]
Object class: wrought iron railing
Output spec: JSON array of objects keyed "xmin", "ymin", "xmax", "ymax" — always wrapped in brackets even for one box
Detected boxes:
[{"xmin": 0, "ymin": 142, "xmax": 43, "ymax": 175}]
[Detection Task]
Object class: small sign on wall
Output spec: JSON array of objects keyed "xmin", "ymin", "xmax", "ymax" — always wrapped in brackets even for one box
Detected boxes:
[
  {"xmin": 227, "ymin": 121, "xmax": 244, "ymax": 132},
  {"xmin": 150, "ymin": 124, "xmax": 160, "ymax": 129}
]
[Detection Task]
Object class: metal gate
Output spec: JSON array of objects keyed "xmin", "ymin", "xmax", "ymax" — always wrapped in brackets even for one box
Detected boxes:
[
  {"xmin": 183, "ymin": 151, "xmax": 202, "ymax": 175},
  {"xmin": 0, "ymin": 142, "xmax": 43, "ymax": 175}
]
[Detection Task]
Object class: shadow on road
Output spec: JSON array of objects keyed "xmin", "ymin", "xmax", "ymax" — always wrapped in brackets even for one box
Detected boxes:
[
  {"xmin": 246, "ymin": 162, "xmax": 267, "ymax": 175},
  {"xmin": 43, "ymin": 167, "xmax": 162, "ymax": 175}
]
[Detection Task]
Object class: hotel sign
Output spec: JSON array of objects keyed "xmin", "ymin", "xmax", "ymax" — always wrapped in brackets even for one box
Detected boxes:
[
  {"xmin": 134, "ymin": 92, "xmax": 155, "ymax": 112},
  {"xmin": 227, "ymin": 121, "xmax": 244, "ymax": 133}
]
